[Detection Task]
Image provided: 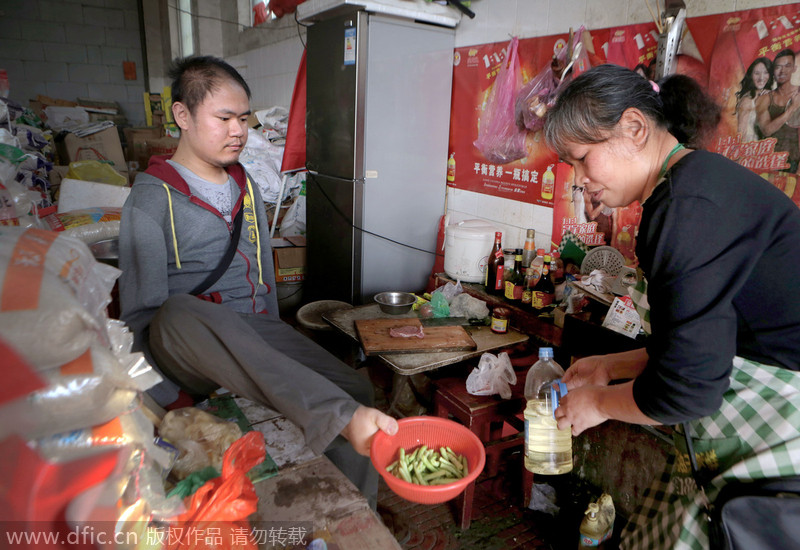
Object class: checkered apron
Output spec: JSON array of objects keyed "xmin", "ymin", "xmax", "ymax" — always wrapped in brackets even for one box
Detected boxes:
[{"xmin": 619, "ymin": 278, "xmax": 800, "ymax": 549}]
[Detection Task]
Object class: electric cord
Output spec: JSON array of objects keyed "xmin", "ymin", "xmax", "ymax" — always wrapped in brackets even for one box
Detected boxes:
[{"xmin": 306, "ymin": 169, "xmax": 444, "ymax": 258}]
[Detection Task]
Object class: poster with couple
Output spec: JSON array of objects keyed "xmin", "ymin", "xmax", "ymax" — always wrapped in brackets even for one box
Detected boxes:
[
  {"xmin": 448, "ymin": 3, "xmax": 800, "ymax": 267},
  {"xmin": 551, "ymin": 3, "xmax": 800, "ymax": 267}
]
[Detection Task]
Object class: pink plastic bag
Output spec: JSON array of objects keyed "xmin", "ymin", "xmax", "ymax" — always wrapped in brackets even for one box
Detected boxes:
[
  {"xmin": 515, "ymin": 26, "xmax": 594, "ymax": 133},
  {"xmin": 473, "ymin": 37, "xmax": 527, "ymax": 165}
]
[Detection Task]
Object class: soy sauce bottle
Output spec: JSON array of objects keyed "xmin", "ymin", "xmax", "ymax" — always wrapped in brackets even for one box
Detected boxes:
[
  {"xmin": 485, "ymin": 231, "xmax": 505, "ymax": 296},
  {"xmin": 530, "ymin": 254, "xmax": 555, "ymax": 312},
  {"xmin": 504, "ymin": 250, "xmax": 524, "ymax": 302}
]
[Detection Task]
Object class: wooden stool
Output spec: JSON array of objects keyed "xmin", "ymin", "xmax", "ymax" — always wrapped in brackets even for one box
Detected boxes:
[{"xmin": 433, "ymin": 374, "xmax": 534, "ymax": 529}]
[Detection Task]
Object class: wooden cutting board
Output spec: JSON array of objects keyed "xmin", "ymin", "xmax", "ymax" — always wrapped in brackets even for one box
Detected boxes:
[{"xmin": 354, "ymin": 318, "xmax": 477, "ymax": 356}]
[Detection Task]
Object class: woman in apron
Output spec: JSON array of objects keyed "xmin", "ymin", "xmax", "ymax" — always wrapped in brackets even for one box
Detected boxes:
[{"xmin": 543, "ymin": 64, "xmax": 800, "ymax": 549}]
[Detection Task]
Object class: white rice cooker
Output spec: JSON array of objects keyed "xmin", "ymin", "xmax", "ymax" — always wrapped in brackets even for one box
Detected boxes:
[{"xmin": 444, "ymin": 219, "xmax": 499, "ymax": 283}]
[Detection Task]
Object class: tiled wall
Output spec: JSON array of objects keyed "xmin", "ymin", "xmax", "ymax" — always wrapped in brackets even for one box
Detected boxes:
[
  {"xmin": 0, "ymin": 0, "xmax": 147, "ymax": 126},
  {"xmin": 222, "ymin": 0, "xmax": 787, "ymax": 249}
]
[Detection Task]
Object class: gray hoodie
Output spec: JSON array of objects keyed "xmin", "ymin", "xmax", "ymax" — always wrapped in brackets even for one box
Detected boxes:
[{"xmin": 119, "ymin": 155, "xmax": 279, "ymax": 403}]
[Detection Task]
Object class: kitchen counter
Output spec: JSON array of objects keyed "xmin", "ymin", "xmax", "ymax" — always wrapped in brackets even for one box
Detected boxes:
[{"xmin": 323, "ymin": 303, "xmax": 529, "ymax": 376}]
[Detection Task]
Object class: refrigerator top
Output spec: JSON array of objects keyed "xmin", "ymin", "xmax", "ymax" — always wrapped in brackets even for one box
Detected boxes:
[{"xmin": 297, "ymin": 0, "xmax": 461, "ymax": 27}]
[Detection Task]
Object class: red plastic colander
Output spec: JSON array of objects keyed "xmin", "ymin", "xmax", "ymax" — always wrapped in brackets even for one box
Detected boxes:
[{"xmin": 370, "ymin": 416, "xmax": 486, "ymax": 504}]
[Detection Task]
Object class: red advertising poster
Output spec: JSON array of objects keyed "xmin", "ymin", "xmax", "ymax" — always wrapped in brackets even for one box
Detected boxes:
[
  {"xmin": 604, "ymin": 22, "xmax": 660, "ymax": 73},
  {"xmin": 449, "ymin": 4, "xmax": 800, "ymax": 268},
  {"xmin": 447, "ymin": 35, "xmax": 569, "ymax": 206},
  {"xmin": 551, "ymin": 163, "xmax": 642, "ymax": 266},
  {"xmin": 706, "ymin": 4, "xmax": 800, "ymax": 207}
]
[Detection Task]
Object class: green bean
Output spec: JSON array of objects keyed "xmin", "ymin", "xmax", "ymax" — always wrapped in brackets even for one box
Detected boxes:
[{"xmin": 388, "ymin": 445, "xmax": 469, "ymax": 486}]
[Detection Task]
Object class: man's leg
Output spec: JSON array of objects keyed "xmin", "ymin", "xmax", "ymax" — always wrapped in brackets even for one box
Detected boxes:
[
  {"xmin": 149, "ymin": 294, "xmax": 358, "ymax": 455},
  {"xmin": 149, "ymin": 294, "xmax": 379, "ymax": 506},
  {"xmin": 239, "ymin": 313, "xmax": 380, "ymax": 507}
]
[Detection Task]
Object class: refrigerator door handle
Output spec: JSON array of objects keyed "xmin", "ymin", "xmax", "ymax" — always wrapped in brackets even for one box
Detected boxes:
[{"xmin": 308, "ymin": 171, "xmax": 365, "ymax": 185}]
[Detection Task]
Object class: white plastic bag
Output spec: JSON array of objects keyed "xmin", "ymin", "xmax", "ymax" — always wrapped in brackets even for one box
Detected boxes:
[{"xmin": 466, "ymin": 351, "xmax": 517, "ymax": 399}]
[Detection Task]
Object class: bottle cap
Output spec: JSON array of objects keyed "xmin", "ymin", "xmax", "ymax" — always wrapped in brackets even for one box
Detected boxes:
[
  {"xmin": 526, "ymin": 229, "xmax": 535, "ymax": 238},
  {"xmin": 543, "ymin": 255, "xmax": 551, "ymax": 262},
  {"xmin": 537, "ymin": 248, "xmax": 545, "ymax": 255},
  {"xmin": 538, "ymin": 347, "xmax": 553, "ymax": 358}
]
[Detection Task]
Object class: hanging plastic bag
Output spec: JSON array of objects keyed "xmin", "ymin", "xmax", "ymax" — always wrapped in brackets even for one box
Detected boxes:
[
  {"xmin": 473, "ymin": 37, "xmax": 527, "ymax": 165},
  {"xmin": 515, "ymin": 45, "xmax": 568, "ymax": 132},
  {"xmin": 466, "ymin": 352, "xmax": 517, "ymax": 399},
  {"xmin": 166, "ymin": 431, "xmax": 266, "ymax": 550},
  {"xmin": 515, "ymin": 26, "xmax": 595, "ymax": 133}
]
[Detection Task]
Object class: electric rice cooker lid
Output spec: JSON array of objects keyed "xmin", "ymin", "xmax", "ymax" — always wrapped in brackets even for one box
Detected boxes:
[
  {"xmin": 445, "ymin": 219, "xmax": 499, "ymax": 238},
  {"xmin": 444, "ymin": 219, "xmax": 500, "ymax": 283}
]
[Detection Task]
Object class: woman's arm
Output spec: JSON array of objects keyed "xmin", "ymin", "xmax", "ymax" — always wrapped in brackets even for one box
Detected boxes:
[
  {"xmin": 562, "ymin": 347, "xmax": 649, "ymax": 389},
  {"xmin": 556, "ymin": 380, "xmax": 659, "ymax": 435}
]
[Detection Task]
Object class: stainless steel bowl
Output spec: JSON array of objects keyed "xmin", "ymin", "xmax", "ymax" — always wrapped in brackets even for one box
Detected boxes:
[{"xmin": 374, "ymin": 291, "xmax": 416, "ymax": 315}]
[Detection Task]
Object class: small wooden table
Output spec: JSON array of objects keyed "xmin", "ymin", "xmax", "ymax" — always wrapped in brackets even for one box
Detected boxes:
[{"xmin": 323, "ymin": 304, "xmax": 529, "ymax": 415}]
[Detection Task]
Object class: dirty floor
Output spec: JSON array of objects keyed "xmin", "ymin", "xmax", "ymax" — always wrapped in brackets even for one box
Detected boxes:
[{"xmin": 283, "ymin": 304, "xmax": 617, "ymax": 550}]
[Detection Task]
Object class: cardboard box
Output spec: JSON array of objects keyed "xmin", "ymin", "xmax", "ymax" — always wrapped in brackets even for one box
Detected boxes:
[
  {"xmin": 56, "ymin": 126, "xmax": 127, "ymax": 176},
  {"xmin": 147, "ymin": 136, "xmax": 179, "ymax": 159},
  {"xmin": 123, "ymin": 127, "xmax": 162, "ymax": 171},
  {"xmin": 271, "ymin": 236, "xmax": 306, "ymax": 282}
]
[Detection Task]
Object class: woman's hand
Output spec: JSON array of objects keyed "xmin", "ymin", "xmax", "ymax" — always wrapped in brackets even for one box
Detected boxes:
[
  {"xmin": 554, "ymin": 386, "xmax": 607, "ymax": 436},
  {"xmin": 562, "ymin": 355, "xmax": 612, "ymax": 389}
]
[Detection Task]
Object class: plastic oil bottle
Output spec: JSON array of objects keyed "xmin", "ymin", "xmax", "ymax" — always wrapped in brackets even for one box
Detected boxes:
[
  {"xmin": 523, "ymin": 347, "xmax": 572, "ymax": 475},
  {"xmin": 579, "ymin": 494, "xmax": 615, "ymax": 548}
]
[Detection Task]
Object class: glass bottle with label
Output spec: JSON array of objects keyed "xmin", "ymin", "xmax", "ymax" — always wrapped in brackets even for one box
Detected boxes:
[
  {"xmin": 484, "ymin": 231, "xmax": 505, "ymax": 296},
  {"xmin": 530, "ymin": 254, "xmax": 555, "ymax": 312},
  {"xmin": 521, "ymin": 266, "xmax": 535, "ymax": 307},
  {"xmin": 530, "ymin": 248, "xmax": 545, "ymax": 287},
  {"xmin": 522, "ymin": 229, "xmax": 536, "ymax": 268},
  {"xmin": 504, "ymin": 250, "xmax": 524, "ymax": 302}
]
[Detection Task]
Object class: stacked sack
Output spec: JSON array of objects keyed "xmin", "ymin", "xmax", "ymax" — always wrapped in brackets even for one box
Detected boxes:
[
  {"xmin": 0, "ymin": 226, "xmax": 182, "ymax": 547},
  {"xmin": 0, "ymin": 97, "xmax": 54, "ymax": 227}
]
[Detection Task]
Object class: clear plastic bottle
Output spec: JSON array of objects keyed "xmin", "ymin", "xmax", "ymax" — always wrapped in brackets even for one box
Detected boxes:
[{"xmin": 523, "ymin": 347, "xmax": 572, "ymax": 474}]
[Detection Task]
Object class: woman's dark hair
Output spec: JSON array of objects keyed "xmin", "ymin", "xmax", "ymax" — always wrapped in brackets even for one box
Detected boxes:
[
  {"xmin": 169, "ymin": 55, "xmax": 251, "ymax": 114},
  {"xmin": 544, "ymin": 64, "xmax": 666, "ymax": 158},
  {"xmin": 544, "ymin": 64, "xmax": 721, "ymax": 155},
  {"xmin": 658, "ymin": 73, "xmax": 721, "ymax": 150},
  {"xmin": 736, "ymin": 57, "xmax": 773, "ymax": 101}
]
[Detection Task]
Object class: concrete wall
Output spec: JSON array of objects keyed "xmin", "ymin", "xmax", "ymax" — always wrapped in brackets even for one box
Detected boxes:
[{"xmin": 0, "ymin": 0, "xmax": 147, "ymax": 126}]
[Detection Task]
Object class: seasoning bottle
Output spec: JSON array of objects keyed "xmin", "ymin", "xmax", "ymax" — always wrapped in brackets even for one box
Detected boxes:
[
  {"xmin": 551, "ymin": 250, "xmax": 565, "ymax": 284},
  {"xmin": 490, "ymin": 307, "xmax": 509, "ymax": 334},
  {"xmin": 521, "ymin": 266, "xmax": 535, "ymax": 307},
  {"xmin": 579, "ymin": 495, "xmax": 615, "ymax": 548},
  {"xmin": 522, "ymin": 229, "xmax": 536, "ymax": 268},
  {"xmin": 484, "ymin": 231, "xmax": 504, "ymax": 296},
  {"xmin": 523, "ymin": 347, "xmax": 572, "ymax": 474},
  {"xmin": 530, "ymin": 254, "xmax": 555, "ymax": 312},
  {"xmin": 530, "ymin": 248, "xmax": 545, "ymax": 286},
  {"xmin": 504, "ymin": 250, "xmax": 524, "ymax": 302}
]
